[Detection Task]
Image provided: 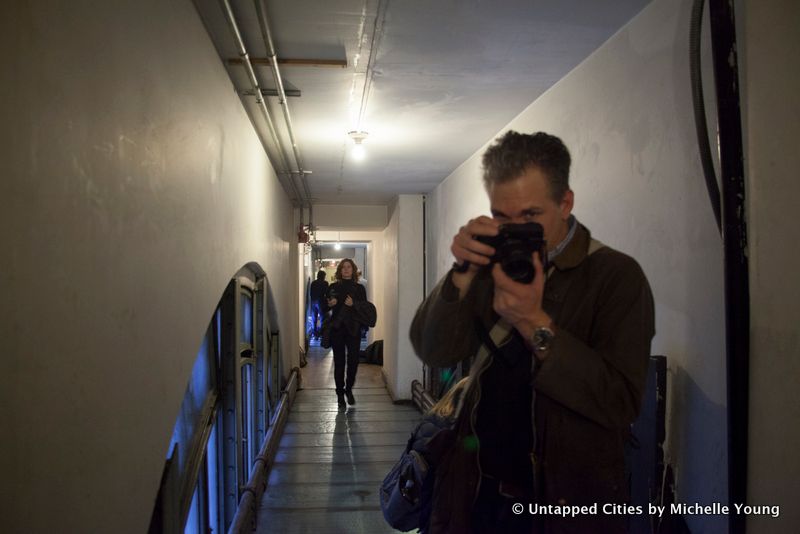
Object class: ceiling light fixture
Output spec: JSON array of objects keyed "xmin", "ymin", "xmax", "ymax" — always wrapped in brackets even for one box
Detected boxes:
[{"xmin": 348, "ymin": 131, "xmax": 369, "ymax": 161}]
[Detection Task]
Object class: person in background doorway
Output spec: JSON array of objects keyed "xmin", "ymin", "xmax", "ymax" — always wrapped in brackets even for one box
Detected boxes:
[
  {"xmin": 326, "ymin": 258, "xmax": 371, "ymax": 408},
  {"xmin": 309, "ymin": 269, "xmax": 329, "ymax": 339}
]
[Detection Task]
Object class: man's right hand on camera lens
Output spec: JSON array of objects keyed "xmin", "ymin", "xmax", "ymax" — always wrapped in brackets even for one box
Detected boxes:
[
  {"xmin": 451, "ymin": 216, "xmax": 499, "ymax": 267},
  {"xmin": 450, "ymin": 216, "xmax": 500, "ymax": 297}
]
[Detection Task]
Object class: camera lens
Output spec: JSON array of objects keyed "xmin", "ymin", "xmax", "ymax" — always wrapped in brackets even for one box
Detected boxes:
[
  {"xmin": 500, "ymin": 244, "xmax": 535, "ymax": 283},
  {"xmin": 501, "ymin": 258, "xmax": 535, "ymax": 283}
]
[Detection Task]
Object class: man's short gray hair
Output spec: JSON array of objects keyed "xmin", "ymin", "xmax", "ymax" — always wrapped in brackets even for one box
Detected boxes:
[{"xmin": 481, "ymin": 131, "xmax": 571, "ymax": 201}]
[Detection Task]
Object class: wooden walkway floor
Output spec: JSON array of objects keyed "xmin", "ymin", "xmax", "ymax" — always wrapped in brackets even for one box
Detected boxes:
[{"xmin": 255, "ymin": 339, "xmax": 420, "ymax": 533}]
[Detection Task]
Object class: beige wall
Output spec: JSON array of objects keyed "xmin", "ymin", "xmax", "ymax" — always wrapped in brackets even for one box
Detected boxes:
[
  {"xmin": 310, "ymin": 204, "xmax": 389, "ymax": 230},
  {"xmin": 381, "ymin": 200, "xmax": 401, "ymax": 396},
  {"xmin": 381, "ymin": 195, "xmax": 425, "ymax": 400},
  {"xmin": 744, "ymin": 0, "xmax": 800, "ymax": 532},
  {"xmin": 0, "ymin": 1, "xmax": 297, "ymax": 532}
]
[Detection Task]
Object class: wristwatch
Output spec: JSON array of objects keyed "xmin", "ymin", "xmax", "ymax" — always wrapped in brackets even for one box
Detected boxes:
[{"xmin": 531, "ymin": 326, "xmax": 555, "ymax": 354}]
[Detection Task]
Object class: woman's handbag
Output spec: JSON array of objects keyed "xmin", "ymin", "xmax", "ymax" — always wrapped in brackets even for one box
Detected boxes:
[{"xmin": 320, "ymin": 315, "xmax": 333, "ymax": 349}]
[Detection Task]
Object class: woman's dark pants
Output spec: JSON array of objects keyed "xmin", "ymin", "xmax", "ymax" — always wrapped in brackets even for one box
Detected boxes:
[{"xmin": 331, "ymin": 332, "xmax": 360, "ymax": 394}]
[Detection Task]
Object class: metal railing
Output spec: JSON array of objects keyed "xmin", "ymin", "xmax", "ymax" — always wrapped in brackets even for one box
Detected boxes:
[{"xmin": 229, "ymin": 367, "xmax": 300, "ymax": 533}]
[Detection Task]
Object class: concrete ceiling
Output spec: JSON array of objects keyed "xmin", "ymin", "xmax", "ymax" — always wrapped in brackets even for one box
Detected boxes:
[{"xmin": 194, "ymin": 0, "xmax": 650, "ymax": 205}]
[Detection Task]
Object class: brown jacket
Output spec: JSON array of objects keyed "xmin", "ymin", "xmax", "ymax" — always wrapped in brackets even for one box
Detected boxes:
[{"xmin": 409, "ymin": 223, "xmax": 655, "ymax": 533}]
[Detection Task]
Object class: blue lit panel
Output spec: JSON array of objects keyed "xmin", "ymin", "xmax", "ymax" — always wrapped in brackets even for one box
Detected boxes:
[
  {"xmin": 215, "ymin": 309, "xmax": 222, "ymax": 367},
  {"xmin": 167, "ymin": 328, "xmax": 214, "ymax": 481},
  {"xmin": 240, "ymin": 292, "xmax": 253, "ymax": 344},
  {"xmin": 184, "ymin": 486, "xmax": 199, "ymax": 534},
  {"xmin": 207, "ymin": 420, "xmax": 220, "ymax": 533},
  {"xmin": 241, "ymin": 363, "xmax": 254, "ymax": 472}
]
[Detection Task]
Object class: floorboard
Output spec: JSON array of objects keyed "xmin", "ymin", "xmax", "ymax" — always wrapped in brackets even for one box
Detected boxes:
[
  {"xmin": 254, "ymin": 338, "xmax": 421, "ymax": 533},
  {"xmin": 278, "ymin": 431, "xmax": 411, "ymax": 448}
]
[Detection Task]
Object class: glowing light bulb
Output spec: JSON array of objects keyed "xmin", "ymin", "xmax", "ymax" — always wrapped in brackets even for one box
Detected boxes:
[
  {"xmin": 348, "ymin": 131, "xmax": 368, "ymax": 162},
  {"xmin": 334, "ymin": 242, "xmax": 342, "ymax": 250},
  {"xmin": 352, "ymin": 143, "xmax": 366, "ymax": 161}
]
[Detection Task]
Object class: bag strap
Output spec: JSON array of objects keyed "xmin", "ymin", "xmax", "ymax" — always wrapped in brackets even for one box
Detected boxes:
[
  {"xmin": 473, "ymin": 318, "xmax": 513, "ymax": 364},
  {"xmin": 439, "ymin": 315, "xmax": 513, "ymax": 399},
  {"xmin": 588, "ymin": 237, "xmax": 606, "ymax": 256}
]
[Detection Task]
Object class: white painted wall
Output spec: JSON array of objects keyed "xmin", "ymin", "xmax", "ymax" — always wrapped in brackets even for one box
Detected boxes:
[
  {"xmin": 297, "ymin": 208, "xmax": 310, "ymax": 352},
  {"xmin": 382, "ymin": 195, "xmax": 425, "ymax": 400},
  {"xmin": 425, "ymin": 1, "xmax": 732, "ymax": 532},
  {"xmin": 310, "ymin": 203, "xmax": 389, "ymax": 230},
  {"xmin": 365, "ymin": 240, "xmax": 383, "ymax": 343},
  {"xmin": 743, "ymin": 1, "xmax": 800, "ymax": 532},
  {"xmin": 0, "ymin": 2, "xmax": 297, "ymax": 532},
  {"xmin": 354, "ymin": 246, "xmax": 367, "ymax": 279},
  {"xmin": 382, "ymin": 200, "xmax": 401, "ymax": 396}
]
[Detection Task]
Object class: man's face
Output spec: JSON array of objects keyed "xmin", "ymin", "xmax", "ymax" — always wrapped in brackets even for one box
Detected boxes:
[{"xmin": 488, "ymin": 165, "xmax": 574, "ymax": 252}]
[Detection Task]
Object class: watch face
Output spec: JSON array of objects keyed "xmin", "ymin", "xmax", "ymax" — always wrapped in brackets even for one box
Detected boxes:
[{"xmin": 533, "ymin": 327, "xmax": 554, "ymax": 351}]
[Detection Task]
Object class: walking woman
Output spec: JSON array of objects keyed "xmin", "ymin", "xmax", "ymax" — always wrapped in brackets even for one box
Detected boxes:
[{"xmin": 326, "ymin": 258, "xmax": 374, "ymax": 408}]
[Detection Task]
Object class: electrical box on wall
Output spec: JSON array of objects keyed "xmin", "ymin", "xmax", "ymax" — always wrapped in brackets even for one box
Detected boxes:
[{"xmin": 297, "ymin": 226, "xmax": 309, "ymax": 243}]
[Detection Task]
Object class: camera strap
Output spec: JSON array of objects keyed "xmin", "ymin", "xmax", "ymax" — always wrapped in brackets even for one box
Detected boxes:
[{"xmin": 473, "ymin": 317, "xmax": 514, "ymax": 363}]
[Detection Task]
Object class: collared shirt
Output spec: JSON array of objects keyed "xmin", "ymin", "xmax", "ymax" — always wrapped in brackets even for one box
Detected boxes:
[{"xmin": 547, "ymin": 215, "xmax": 577, "ymax": 263}]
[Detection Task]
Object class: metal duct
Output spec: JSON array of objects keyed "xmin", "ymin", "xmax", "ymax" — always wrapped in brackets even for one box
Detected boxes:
[
  {"xmin": 254, "ymin": 0, "xmax": 314, "ymax": 227},
  {"xmin": 218, "ymin": 0, "xmax": 304, "ymax": 205}
]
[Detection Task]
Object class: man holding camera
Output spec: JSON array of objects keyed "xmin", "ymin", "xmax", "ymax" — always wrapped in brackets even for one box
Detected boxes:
[{"xmin": 410, "ymin": 131, "xmax": 654, "ymax": 533}]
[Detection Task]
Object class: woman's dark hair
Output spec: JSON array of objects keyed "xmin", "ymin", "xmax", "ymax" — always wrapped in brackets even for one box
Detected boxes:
[
  {"xmin": 481, "ymin": 131, "xmax": 571, "ymax": 201},
  {"xmin": 334, "ymin": 258, "xmax": 360, "ymax": 283}
]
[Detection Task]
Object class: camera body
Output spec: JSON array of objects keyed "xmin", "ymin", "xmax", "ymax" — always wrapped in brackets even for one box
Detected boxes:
[{"xmin": 476, "ymin": 222, "xmax": 547, "ymax": 283}]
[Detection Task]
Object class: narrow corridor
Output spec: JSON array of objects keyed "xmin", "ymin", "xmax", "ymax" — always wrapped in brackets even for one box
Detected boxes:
[{"xmin": 255, "ymin": 340, "xmax": 421, "ymax": 532}]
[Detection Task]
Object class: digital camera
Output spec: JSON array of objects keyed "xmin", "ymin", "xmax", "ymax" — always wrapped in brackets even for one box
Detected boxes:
[{"xmin": 476, "ymin": 222, "xmax": 547, "ymax": 283}]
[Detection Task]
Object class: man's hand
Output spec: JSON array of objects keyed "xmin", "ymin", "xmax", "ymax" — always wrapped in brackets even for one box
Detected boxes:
[
  {"xmin": 327, "ymin": 297, "xmax": 338, "ymax": 307},
  {"xmin": 450, "ymin": 216, "xmax": 500, "ymax": 297},
  {"xmin": 492, "ymin": 252, "xmax": 553, "ymax": 358},
  {"xmin": 344, "ymin": 295, "xmax": 354, "ymax": 307}
]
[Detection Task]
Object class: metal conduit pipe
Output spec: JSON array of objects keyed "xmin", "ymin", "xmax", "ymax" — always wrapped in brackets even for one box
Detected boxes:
[
  {"xmin": 690, "ymin": 0, "xmax": 722, "ymax": 235},
  {"xmin": 689, "ymin": 1, "xmax": 750, "ymax": 530},
  {"xmin": 254, "ymin": 0, "xmax": 314, "ymax": 214},
  {"xmin": 411, "ymin": 379, "xmax": 435, "ymax": 413},
  {"xmin": 307, "ymin": 202, "xmax": 314, "ymax": 237},
  {"xmin": 707, "ymin": 1, "xmax": 750, "ymax": 531},
  {"xmin": 219, "ymin": 0, "xmax": 304, "ymax": 205}
]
